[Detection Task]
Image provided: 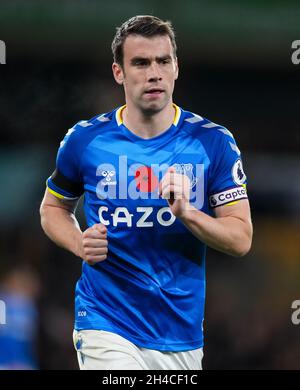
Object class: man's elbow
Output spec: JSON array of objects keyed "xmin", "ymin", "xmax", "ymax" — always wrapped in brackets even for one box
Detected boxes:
[
  {"xmin": 231, "ymin": 234, "xmax": 253, "ymax": 258},
  {"xmin": 232, "ymin": 242, "xmax": 252, "ymax": 257},
  {"xmin": 39, "ymin": 203, "xmax": 48, "ymax": 233},
  {"xmin": 40, "ymin": 202, "xmax": 55, "ymax": 234},
  {"xmin": 231, "ymin": 220, "xmax": 253, "ymax": 257}
]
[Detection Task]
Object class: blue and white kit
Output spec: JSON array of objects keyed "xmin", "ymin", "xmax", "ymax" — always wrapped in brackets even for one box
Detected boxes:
[{"xmin": 47, "ymin": 104, "xmax": 248, "ymax": 351}]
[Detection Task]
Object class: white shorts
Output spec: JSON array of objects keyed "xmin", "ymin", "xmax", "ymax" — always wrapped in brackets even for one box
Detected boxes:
[{"xmin": 73, "ymin": 329, "xmax": 203, "ymax": 370}]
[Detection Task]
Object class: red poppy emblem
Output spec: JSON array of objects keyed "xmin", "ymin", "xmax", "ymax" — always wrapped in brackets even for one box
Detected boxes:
[{"xmin": 134, "ymin": 166, "xmax": 159, "ymax": 192}]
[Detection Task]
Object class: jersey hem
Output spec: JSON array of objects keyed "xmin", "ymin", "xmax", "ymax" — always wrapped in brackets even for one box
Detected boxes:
[{"xmin": 74, "ymin": 321, "xmax": 203, "ymax": 352}]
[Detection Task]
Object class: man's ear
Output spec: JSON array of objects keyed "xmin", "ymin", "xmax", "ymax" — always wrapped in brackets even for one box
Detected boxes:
[
  {"xmin": 112, "ymin": 62, "xmax": 124, "ymax": 85},
  {"xmin": 174, "ymin": 57, "xmax": 179, "ymax": 81}
]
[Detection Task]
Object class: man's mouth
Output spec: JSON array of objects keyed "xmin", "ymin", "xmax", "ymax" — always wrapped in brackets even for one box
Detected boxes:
[{"xmin": 144, "ymin": 88, "xmax": 164, "ymax": 97}]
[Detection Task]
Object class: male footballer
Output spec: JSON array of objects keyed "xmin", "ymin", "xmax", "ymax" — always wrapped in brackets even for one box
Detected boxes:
[{"xmin": 40, "ymin": 15, "xmax": 253, "ymax": 370}]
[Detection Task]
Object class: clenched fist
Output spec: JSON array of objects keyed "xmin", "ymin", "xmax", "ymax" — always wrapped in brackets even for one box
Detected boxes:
[
  {"xmin": 159, "ymin": 167, "xmax": 191, "ymax": 218},
  {"xmin": 81, "ymin": 223, "xmax": 108, "ymax": 265}
]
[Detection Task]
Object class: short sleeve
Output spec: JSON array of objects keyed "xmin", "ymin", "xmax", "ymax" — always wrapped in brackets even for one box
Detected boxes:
[
  {"xmin": 208, "ymin": 129, "xmax": 248, "ymax": 208},
  {"xmin": 46, "ymin": 126, "xmax": 84, "ymax": 200}
]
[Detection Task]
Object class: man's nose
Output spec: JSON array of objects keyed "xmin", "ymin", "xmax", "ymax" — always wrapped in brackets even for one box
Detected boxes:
[{"xmin": 147, "ymin": 62, "xmax": 162, "ymax": 82}]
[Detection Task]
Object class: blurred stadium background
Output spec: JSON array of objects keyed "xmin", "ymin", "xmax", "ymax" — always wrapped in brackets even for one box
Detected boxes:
[{"xmin": 0, "ymin": 0, "xmax": 299, "ymax": 369}]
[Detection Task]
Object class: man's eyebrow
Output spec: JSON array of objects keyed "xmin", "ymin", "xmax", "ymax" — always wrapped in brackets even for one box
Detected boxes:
[
  {"xmin": 156, "ymin": 55, "xmax": 172, "ymax": 61},
  {"xmin": 130, "ymin": 54, "xmax": 172, "ymax": 64},
  {"xmin": 130, "ymin": 56, "xmax": 149, "ymax": 64}
]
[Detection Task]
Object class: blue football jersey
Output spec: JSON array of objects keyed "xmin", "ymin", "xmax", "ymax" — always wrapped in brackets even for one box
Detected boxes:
[{"xmin": 46, "ymin": 104, "xmax": 248, "ymax": 351}]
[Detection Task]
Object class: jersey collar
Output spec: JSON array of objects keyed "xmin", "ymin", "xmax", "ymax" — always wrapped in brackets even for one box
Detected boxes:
[{"xmin": 115, "ymin": 104, "xmax": 181, "ymax": 127}]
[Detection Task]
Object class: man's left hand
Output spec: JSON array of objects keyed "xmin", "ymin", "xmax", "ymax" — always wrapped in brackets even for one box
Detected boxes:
[{"xmin": 158, "ymin": 167, "xmax": 191, "ymax": 218}]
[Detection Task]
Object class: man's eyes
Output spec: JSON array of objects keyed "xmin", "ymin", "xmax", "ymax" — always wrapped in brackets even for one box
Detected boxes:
[
  {"xmin": 133, "ymin": 59, "xmax": 171, "ymax": 66},
  {"xmin": 135, "ymin": 60, "xmax": 148, "ymax": 66},
  {"xmin": 160, "ymin": 59, "xmax": 171, "ymax": 64}
]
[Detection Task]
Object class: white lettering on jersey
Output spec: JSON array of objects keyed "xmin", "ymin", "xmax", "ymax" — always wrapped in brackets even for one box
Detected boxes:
[
  {"xmin": 99, "ymin": 206, "xmax": 110, "ymax": 225},
  {"xmin": 111, "ymin": 207, "xmax": 134, "ymax": 227},
  {"xmin": 98, "ymin": 206, "xmax": 176, "ymax": 227},
  {"xmin": 136, "ymin": 207, "xmax": 153, "ymax": 227},
  {"xmin": 157, "ymin": 207, "xmax": 176, "ymax": 226}
]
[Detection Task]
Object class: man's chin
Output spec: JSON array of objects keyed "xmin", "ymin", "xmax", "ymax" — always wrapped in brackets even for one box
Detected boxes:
[{"xmin": 140, "ymin": 101, "xmax": 166, "ymax": 116}]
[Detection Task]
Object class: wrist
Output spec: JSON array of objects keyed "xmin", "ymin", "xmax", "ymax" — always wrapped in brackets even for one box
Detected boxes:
[
  {"xmin": 177, "ymin": 203, "xmax": 197, "ymax": 220},
  {"xmin": 74, "ymin": 231, "xmax": 84, "ymax": 258}
]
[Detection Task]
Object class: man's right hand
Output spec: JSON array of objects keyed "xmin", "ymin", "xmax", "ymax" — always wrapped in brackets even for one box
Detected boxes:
[{"xmin": 81, "ymin": 223, "xmax": 108, "ymax": 265}]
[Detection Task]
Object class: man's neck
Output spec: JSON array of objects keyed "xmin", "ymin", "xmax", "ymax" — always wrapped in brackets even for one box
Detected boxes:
[{"xmin": 122, "ymin": 103, "xmax": 176, "ymax": 139}]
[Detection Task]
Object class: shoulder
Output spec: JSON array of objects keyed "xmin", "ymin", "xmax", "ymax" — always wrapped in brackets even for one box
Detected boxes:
[
  {"xmin": 59, "ymin": 108, "xmax": 116, "ymax": 148},
  {"xmin": 69, "ymin": 109, "xmax": 115, "ymax": 138},
  {"xmin": 181, "ymin": 108, "xmax": 236, "ymax": 144}
]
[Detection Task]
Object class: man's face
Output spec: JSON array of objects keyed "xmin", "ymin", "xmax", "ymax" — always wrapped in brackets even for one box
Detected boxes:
[{"xmin": 113, "ymin": 34, "xmax": 179, "ymax": 115}]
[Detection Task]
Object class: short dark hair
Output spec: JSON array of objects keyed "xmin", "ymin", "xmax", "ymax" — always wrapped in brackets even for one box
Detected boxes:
[{"xmin": 111, "ymin": 15, "xmax": 177, "ymax": 67}]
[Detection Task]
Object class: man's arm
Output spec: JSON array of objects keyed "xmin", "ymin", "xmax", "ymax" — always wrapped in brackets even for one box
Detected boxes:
[
  {"xmin": 159, "ymin": 167, "xmax": 252, "ymax": 257},
  {"xmin": 179, "ymin": 200, "xmax": 252, "ymax": 257},
  {"xmin": 40, "ymin": 189, "xmax": 83, "ymax": 257},
  {"xmin": 40, "ymin": 189, "xmax": 108, "ymax": 264}
]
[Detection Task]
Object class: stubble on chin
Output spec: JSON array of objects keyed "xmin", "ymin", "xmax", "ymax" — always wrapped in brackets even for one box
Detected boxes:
[
  {"xmin": 139, "ymin": 96, "xmax": 169, "ymax": 117},
  {"xmin": 140, "ymin": 105, "xmax": 163, "ymax": 117}
]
